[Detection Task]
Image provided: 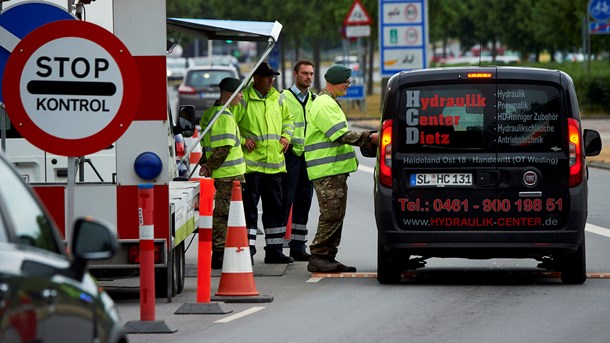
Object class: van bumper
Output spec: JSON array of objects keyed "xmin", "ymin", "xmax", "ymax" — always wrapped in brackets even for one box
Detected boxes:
[{"xmin": 374, "ymin": 184, "xmax": 587, "ymax": 259}]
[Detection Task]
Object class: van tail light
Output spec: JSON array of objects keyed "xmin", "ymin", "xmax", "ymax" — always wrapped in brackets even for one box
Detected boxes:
[
  {"xmin": 568, "ymin": 118, "xmax": 583, "ymax": 187},
  {"xmin": 178, "ymin": 85, "xmax": 196, "ymax": 94},
  {"xmin": 380, "ymin": 119, "xmax": 393, "ymax": 187}
]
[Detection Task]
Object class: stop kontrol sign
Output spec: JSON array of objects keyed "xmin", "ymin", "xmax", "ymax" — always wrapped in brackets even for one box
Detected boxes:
[{"xmin": 2, "ymin": 19, "xmax": 140, "ymax": 156}]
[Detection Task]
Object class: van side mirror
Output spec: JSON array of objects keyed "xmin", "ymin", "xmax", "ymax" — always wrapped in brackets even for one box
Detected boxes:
[
  {"xmin": 177, "ymin": 105, "xmax": 196, "ymax": 138},
  {"xmin": 584, "ymin": 129, "xmax": 602, "ymax": 157}
]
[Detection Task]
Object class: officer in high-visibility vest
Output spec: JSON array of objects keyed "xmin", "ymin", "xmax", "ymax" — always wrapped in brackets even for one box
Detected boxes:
[
  {"xmin": 199, "ymin": 77, "xmax": 246, "ymax": 269},
  {"xmin": 280, "ymin": 59, "xmax": 316, "ymax": 261},
  {"xmin": 233, "ymin": 62, "xmax": 295, "ymax": 264},
  {"xmin": 304, "ymin": 65, "xmax": 379, "ymax": 273}
]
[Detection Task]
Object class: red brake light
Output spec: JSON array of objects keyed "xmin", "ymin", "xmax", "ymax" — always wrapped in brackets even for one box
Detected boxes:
[
  {"xmin": 178, "ymin": 85, "xmax": 196, "ymax": 94},
  {"xmin": 568, "ymin": 118, "xmax": 583, "ymax": 187},
  {"xmin": 380, "ymin": 119, "xmax": 393, "ymax": 187}
]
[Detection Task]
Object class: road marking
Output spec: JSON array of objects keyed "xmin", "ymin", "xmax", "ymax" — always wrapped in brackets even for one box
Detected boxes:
[
  {"xmin": 214, "ymin": 306, "xmax": 265, "ymax": 323},
  {"xmin": 310, "ymin": 271, "xmax": 610, "ymax": 280},
  {"xmin": 586, "ymin": 223, "xmax": 610, "ymax": 238}
]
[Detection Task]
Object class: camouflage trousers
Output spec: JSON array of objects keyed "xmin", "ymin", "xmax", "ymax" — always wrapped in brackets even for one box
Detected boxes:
[
  {"xmin": 212, "ymin": 179, "xmax": 238, "ymax": 252},
  {"xmin": 310, "ymin": 174, "xmax": 349, "ymax": 257}
]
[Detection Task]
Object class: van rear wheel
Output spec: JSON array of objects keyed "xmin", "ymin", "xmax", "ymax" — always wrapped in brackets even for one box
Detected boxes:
[
  {"xmin": 377, "ymin": 240, "xmax": 403, "ymax": 284},
  {"xmin": 559, "ymin": 239, "xmax": 586, "ymax": 284}
]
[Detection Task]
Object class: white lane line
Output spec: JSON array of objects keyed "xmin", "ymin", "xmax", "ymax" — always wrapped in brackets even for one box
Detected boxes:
[
  {"xmin": 586, "ymin": 223, "xmax": 610, "ymax": 238},
  {"xmin": 214, "ymin": 306, "xmax": 265, "ymax": 323},
  {"xmin": 358, "ymin": 165, "xmax": 375, "ymax": 174},
  {"xmin": 306, "ymin": 277, "xmax": 322, "ymax": 283}
]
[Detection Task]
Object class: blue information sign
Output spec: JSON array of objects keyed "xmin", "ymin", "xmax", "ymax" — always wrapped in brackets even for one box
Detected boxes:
[
  {"xmin": 379, "ymin": 0, "xmax": 429, "ymax": 78},
  {"xmin": 0, "ymin": 2, "xmax": 75, "ymax": 102},
  {"xmin": 338, "ymin": 84, "xmax": 365, "ymax": 100},
  {"xmin": 590, "ymin": 21, "xmax": 610, "ymax": 34},
  {"xmin": 589, "ymin": 0, "xmax": 610, "ymax": 21}
]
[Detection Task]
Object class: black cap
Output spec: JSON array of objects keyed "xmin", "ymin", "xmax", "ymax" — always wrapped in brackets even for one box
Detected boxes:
[
  {"xmin": 219, "ymin": 77, "xmax": 241, "ymax": 92},
  {"xmin": 254, "ymin": 62, "xmax": 280, "ymax": 76}
]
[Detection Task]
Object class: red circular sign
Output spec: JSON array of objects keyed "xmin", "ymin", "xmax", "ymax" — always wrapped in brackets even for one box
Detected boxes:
[{"xmin": 2, "ymin": 20, "xmax": 140, "ymax": 156}]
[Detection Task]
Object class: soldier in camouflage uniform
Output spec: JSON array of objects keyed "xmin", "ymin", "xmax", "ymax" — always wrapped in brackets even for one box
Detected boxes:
[
  {"xmin": 199, "ymin": 77, "xmax": 246, "ymax": 269},
  {"xmin": 304, "ymin": 66, "xmax": 379, "ymax": 273}
]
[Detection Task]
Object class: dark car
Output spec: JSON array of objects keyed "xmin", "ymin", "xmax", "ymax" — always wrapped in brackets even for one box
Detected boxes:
[
  {"xmin": 371, "ymin": 66, "xmax": 602, "ymax": 284},
  {"xmin": 177, "ymin": 65, "xmax": 240, "ymax": 122},
  {"xmin": 0, "ymin": 154, "xmax": 127, "ymax": 342}
]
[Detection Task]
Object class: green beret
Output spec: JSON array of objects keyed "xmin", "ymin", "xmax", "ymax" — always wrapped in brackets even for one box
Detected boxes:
[
  {"xmin": 219, "ymin": 77, "xmax": 241, "ymax": 92},
  {"xmin": 324, "ymin": 65, "xmax": 352, "ymax": 84}
]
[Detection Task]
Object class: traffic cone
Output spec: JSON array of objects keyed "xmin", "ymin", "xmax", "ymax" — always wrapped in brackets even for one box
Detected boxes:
[
  {"xmin": 212, "ymin": 181, "xmax": 273, "ymax": 303},
  {"xmin": 189, "ymin": 127, "xmax": 203, "ymax": 175},
  {"xmin": 175, "ymin": 178, "xmax": 231, "ymax": 315}
]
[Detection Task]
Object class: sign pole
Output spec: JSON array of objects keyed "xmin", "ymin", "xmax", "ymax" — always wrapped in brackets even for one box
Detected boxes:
[{"xmin": 66, "ymin": 156, "xmax": 76, "ymax": 249}]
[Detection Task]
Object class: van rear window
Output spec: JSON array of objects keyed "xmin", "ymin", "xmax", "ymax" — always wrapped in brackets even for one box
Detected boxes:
[
  {"xmin": 496, "ymin": 84, "xmax": 562, "ymax": 152},
  {"xmin": 398, "ymin": 83, "xmax": 563, "ymax": 152},
  {"xmin": 399, "ymin": 84, "xmax": 495, "ymax": 150}
]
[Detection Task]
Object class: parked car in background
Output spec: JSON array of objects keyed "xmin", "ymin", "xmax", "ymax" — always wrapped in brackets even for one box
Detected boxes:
[
  {"xmin": 0, "ymin": 153, "xmax": 127, "ymax": 343},
  {"xmin": 167, "ymin": 57, "xmax": 188, "ymax": 81},
  {"xmin": 178, "ymin": 65, "xmax": 240, "ymax": 122},
  {"xmin": 188, "ymin": 55, "xmax": 243, "ymax": 78}
]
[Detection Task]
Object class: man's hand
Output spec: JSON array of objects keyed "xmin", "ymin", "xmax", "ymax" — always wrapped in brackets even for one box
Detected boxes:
[
  {"xmin": 279, "ymin": 137, "xmax": 289, "ymax": 153},
  {"xmin": 244, "ymin": 138, "xmax": 257, "ymax": 152},
  {"xmin": 370, "ymin": 132, "xmax": 380, "ymax": 145},
  {"xmin": 199, "ymin": 164, "xmax": 211, "ymax": 177}
]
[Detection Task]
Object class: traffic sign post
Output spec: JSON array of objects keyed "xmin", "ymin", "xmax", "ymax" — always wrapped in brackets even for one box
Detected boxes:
[
  {"xmin": 343, "ymin": 0, "xmax": 372, "ymax": 101},
  {"xmin": 379, "ymin": 0, "xmax": 429, "ymax": 77},
  {"xmin": 2, "ymin": 19, "xmax": 140, "ymax": 245},
  {"xmin": 3, "ymin": 19, "xmax": 140, "ymax": 157}
]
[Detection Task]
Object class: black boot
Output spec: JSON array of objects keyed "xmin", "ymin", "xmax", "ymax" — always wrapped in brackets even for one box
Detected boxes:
[
  {"xmin": 307, "ymin": 255, "xmax": 340, "ymax": 272},
  {"xmin": 289, "ymin": 243, "xmax": 311, "ymax": 261},
  {"xmin": 264, "ymin": 246, "xmax": 294, "ymax": 264},
  {"xmin": 211, "ymin": 250, "xmax": 224, "ymax": 269}
]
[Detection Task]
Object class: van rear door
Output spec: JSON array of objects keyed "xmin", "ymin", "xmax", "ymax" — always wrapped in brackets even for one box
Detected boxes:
[
  {"xmin": 395, "ymin": 70, "xmax": 500, "ymax": 231},
  {"xmin": 394, "ymin": 68, "xmax": 569, "ymax": 232},
  {"xmin": 495, "ymin": 70, "xmax": 568, "ymax": 231}
]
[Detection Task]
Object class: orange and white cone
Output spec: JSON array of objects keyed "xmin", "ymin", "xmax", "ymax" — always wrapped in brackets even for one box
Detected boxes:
[
  {"xmin": 215, "ymin": 181, "xmax": 260, "ymax": 296},
  {"xmin": 189, "ymin": 127, "xmax": 203, "ymax": 176}
]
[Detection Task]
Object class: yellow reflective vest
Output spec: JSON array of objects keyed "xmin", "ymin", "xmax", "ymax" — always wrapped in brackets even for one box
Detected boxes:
[
  {"xmin": 304, "ymin": 93, "xmax": 358, "ymax": 181},
  {"xmin": 233, "ymin": 84, "xmax": 294, "ymax": 174},
  {"xmin": 280, "ymin": 88, "xmax": 315, "ymax": 156},
  {"xmin": 199, "ymin": 105, "xmax": 246, "ymax": 179}
]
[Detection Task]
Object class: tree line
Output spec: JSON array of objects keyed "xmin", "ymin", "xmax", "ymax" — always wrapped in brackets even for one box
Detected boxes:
[{"xmin": 167, "ymin": 0, "xmax": 609, "ymax": 78}]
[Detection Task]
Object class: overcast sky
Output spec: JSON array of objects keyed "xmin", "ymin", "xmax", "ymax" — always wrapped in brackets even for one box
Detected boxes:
[{"xmin": 4, "ymin": 0, "xmax": 113, "ymax": 31}]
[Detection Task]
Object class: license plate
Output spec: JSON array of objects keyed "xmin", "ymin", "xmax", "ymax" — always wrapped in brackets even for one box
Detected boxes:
[
  {"xmin": 200, "ymin": 92, "xmax": 219, "ymax": 99},
  {"xmin": 410, "ymin": 173, "xmax": 472, "ymax": 187}
]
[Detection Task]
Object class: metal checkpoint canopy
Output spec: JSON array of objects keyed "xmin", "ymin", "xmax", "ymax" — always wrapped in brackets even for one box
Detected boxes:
[
  {"xmin": 166, "ymin": 18, "xmax": 284, "ymax": 171},
  {"xmin": 166, "ymin": 18, "xmax": 282, "ymax": 43}
]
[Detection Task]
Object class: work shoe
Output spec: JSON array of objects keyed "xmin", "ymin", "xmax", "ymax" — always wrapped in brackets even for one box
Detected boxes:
[
  {"xmin": 330, "ymin": 256, "xmax": 357, "ymax": 272},
  {"xmin": 264, "ymin": 250, "xmax": 294, "ymax": 264},
  {"xmin": 333, "ymin": 261, "xmax": 357, "ymax": 273},
  {"xmin": 307, "ymin": 255, "xmax": 340, "ymax": 272},
  {"xmin": 289, "ymin": 249, "xmax": 311, "ymax": 261},
  {"xmin": 211, "ymin": 251, "xmax": 224, "ymax": 269}
]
